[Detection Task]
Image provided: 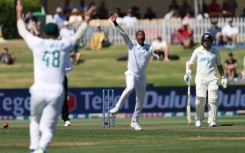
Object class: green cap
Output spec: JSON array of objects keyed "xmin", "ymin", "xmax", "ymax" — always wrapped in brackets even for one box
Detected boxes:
[{"xmin": 42, "ymin": 23, "xmax": 59, "ymax": 36}]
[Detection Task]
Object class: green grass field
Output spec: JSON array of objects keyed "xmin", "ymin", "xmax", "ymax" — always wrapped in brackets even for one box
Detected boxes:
[
  {"xmin": 1, "ymin": 116, "xmax": 245, "ymax": 153},
  {"xmin": 0, "ymin": 40, "xmax": 245, "ymax": 88},
  {"xmin": 1, "ymin": 40, "xmax": 245, "ymax": 153}
]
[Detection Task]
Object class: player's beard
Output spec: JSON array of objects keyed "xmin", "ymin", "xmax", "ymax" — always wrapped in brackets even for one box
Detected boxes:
[{"xmin": 202, "ymin": 42, "xmax": 212, "ymax": 50}]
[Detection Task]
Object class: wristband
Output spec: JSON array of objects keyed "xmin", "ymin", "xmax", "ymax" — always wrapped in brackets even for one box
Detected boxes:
[{"xmin": 186, "ymin": 69, "xmax": 192, "ymax": 74}]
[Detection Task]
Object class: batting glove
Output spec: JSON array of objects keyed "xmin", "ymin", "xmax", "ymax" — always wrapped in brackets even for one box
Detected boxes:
[
  {"xmin": 221, "ymin": 76, "xmax": 228, "ymax": 89},
  {"xmin": 184, "ymin": 72, "xmax": 192, "ymax": 83}
]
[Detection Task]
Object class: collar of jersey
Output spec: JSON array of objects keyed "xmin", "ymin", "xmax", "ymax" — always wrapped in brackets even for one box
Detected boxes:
[
  {"xmin": 136, "ymin": 42, "xmax": 146, "ymax": 49},
  {"xmin": 201, "ymin": 46, "xmax": 209, "ymax": 51},
  {"xmin": 201, "ymin": 46, "xmax": 214, "ymax": 53}
]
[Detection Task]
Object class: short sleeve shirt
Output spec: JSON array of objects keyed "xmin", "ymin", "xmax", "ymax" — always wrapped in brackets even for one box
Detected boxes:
[
  {"xmin": 127, "ymin": 40, "xmax": 155, "ymax": 75},
  {"xmin": 189, "ymin": 46, "xmax": 221, "ymax": 80}
]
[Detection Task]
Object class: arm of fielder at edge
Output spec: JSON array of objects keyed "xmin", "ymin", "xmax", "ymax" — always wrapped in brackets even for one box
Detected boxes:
[
  {"xmin": 72, "ymin": 22, "xmax": 88, "ymax": 42},
  {"xmin": 72, "ymin": 5, "xmax": 96, "ymax": 42},
  {"xmin": 16, "ymin": 0, "xmax": 32, "ymax": 40}
]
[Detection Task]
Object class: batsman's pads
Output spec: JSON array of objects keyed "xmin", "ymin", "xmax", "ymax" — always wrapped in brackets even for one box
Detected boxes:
[
  {"xmin": 195, "ymin": 97, "xmax": 206, "ymax": 121},
  {"xmin": 221, "ymin": 76, "xmax": 228, "ymax": 89}
]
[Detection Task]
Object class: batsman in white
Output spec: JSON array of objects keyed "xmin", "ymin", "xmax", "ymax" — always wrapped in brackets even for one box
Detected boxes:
[
  {"xmin": 16, "ymin": 0, "xmax": 95, "ymax": 152},
  {"xmin": 109, "ymin": 12, "xmax": 163, "ymax": 130},
  {"xmin": 184, "ymin": 33, "xmax": 228, "ymax": 127}
]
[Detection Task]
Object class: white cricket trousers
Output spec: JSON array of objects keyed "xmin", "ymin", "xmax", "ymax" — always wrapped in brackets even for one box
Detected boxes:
[
  {"xmin": 115, "ymin": 71, "xmax": 146, "ymax": 123},
  {"xmin": 195, "ymin": 76, "xmax": 219, "ymax": 124},
  {"xmin": 29, "ymin": 85, "xmax": 64, "ymax": 151}
]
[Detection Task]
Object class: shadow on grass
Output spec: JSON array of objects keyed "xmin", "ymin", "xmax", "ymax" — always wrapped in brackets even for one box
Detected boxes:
[{"xmin": 220, "ymin": 124, "xmax": 235, "ymax": 126}]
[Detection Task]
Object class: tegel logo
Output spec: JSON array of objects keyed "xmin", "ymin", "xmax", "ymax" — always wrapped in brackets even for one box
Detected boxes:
[
  {"xmin": 67, "ymin": 92, "xmax": 76, "ymax": 111},
  {"xmin": 80, "ymin": 91, "xmax": 124, "ymax": 111},
  {"xmin": 0, "ymin": 92, "xmax": 30, "ymax": 116}
]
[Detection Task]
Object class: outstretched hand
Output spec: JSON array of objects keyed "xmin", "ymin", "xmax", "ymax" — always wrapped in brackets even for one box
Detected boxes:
[
  {"xmin": 16, "ymin": 0, "xmax": 22, "ymax": 11},
  {"xmin": 109, "ymin": 12, "xmax": 116, "ymax": 22},
  {"xmin": 16, "ymin": 0, "xmax": 23, "ymax": 20},
  {"xmin": 84, "ymin": 5, "xmax": 96, "ymax": 22},
  {"xmin": 86, "ymin": 5, "xmax": 96, "ymax": 16},
  {"xmin": 154, "ymin": 50, "xmax": 164, "ymax": 56}
]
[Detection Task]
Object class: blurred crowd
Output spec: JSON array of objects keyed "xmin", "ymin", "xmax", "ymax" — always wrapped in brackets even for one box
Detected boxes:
[
  {"xmin": 223, "ymin": 52, "xmax": 245, "ymax": 82},
  {"xmin": 38, "ymin": 0, "xmax": 243, "ymax": 50},
  {"xmin": 10, "ymin": 0, "xmax": 244, "ymax": 77},
  {"xmin": 23, "ymin": 0, "xmax": 243, "ymax": 50},
  {"xmin": 165, "ymin": 0, "xmax": 240, "ymax": 50},
  {"xmin": 0, "ymin": 48, "xmax": 15, "ymax": 65},
  {"xmin": 51, "ymin": 0, "xmax": 242, "ymax": 22}
]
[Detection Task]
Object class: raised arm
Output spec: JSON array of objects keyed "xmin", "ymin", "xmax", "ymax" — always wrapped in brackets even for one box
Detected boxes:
[
  {"xmin": 109, "ymin": 12, "xmax": 130, "ymax": 45},
  {"xmin": 72, "ymin": 5, "xmax": 96, "ymax": 41},
  {"xmin": 16, "ymin": 0, "xmax": 32, "ymax": 40}
]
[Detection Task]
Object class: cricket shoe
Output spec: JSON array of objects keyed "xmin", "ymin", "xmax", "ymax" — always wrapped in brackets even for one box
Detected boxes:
[
  {"xmin": 109, "ymin": 107, "xmax": 119, "ymax": 114},
  {"xmin": 34, "ymin": 147, "xmax": 45, "ymax": 153},
  {"xmin": 209, "ymin": 121, "xmax": 217, "ymax": 127},
  {"xmin": 195, "ymin": 120, "xmax": 202, "ymax": 127},
  {"xmin": 130, "ymin": 122, "xmax": 143, "ymax": 131},
  {"xmin": 64, "ymin": 120, "xmax": 71, "ymax": 127}
]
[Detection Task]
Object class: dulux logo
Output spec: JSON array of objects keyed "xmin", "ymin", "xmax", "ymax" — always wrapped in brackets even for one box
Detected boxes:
[
  {"xmin": 144, "ymin": 90, "xmax": 189, "ymax": 109},
  {"xmin": 218, "ymin": 89, "xmax": 245, "ymax": 108},
  {"xmin": 144, "ymin": 89, "xmax": 245, "ymax": 110}
]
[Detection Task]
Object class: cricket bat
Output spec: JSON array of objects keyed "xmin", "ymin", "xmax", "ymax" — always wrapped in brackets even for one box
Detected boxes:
[
  {"xmin": 187, "ymin": 81, "xmax": 191, "ymax": 124},
  {"xmin": 186, "ymin": 61, "xmax": 191, "ymax": 124}
]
